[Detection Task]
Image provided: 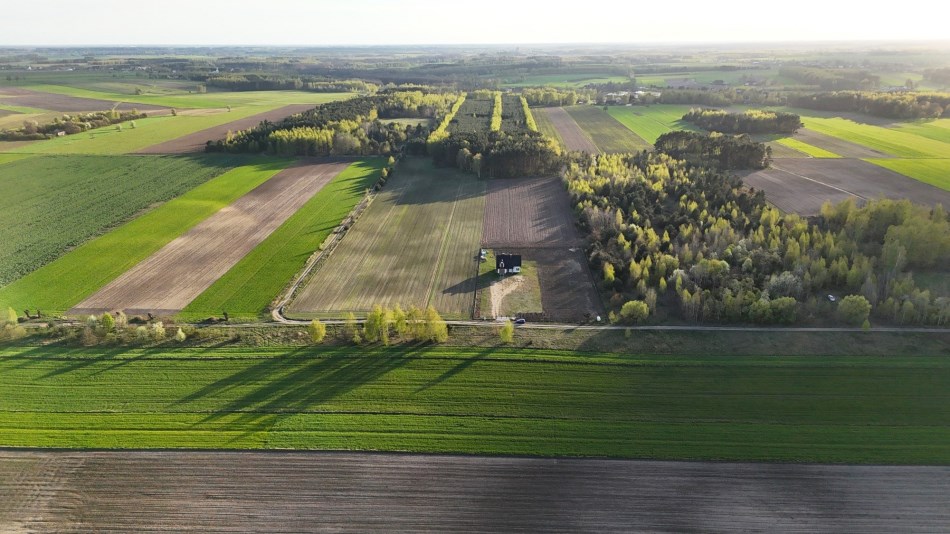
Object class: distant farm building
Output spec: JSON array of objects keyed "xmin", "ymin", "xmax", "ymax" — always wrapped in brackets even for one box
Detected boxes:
[{"xmin": 496, "ymin": 253, "xmax": 522, "ymax": 275}]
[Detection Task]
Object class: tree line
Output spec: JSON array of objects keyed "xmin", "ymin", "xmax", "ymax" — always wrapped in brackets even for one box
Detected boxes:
[
  {"xmin": 779, "ymin": 66, "xmax": 880, "ymax": 90},
  {"xmin": 1, "ymin": 110, "xmax": 147, "ymax": 141},
  {"xmin": 203, "ymin": 74, "xmax": 377, "ymax": 93},
  {"xmin": 682, "ymin": 108, "xmax": 801, "ymax": 134},
  {"xmin": 789, "ymin": 91, "xmax": 950, "ymax": 119}
]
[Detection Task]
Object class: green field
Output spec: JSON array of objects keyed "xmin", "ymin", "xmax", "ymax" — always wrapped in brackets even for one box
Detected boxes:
[
  {"xmin": 864, "ymin": 158, "xmax": 950, "ymax": 191},
  {"xmin": 0, "ymin": 153, "xmax": 32, "ymax": 166},
  {"xmin": 0, "ymin": 154, "xmax": 242, "ymax": 286},
  {"xmin": 287, "ymin": 158, "xmax": 485, "ymax": 319},
  {"xmin": 605, "ymin": 105, "xmax": 696, "ymax": 143},
  {"xmin": 565, "ymin": 106, "xmax": 652, "ymax": 152},
  {"xmin": 775, "ymin": 137, "xmax": 841, "ymax": 158},
  {"xmin": 0, "ymin": 158, "xmax": 291, "ymax": 313},
  {"xmin": 891, "ymin": 119, "xmax": 950, "ymax": 144},
  {"xmin": 180, "ymin": 159, "xmax": 384, "ymax": 321},
  {"xmin": 801, "ymin": 116, "xmax": 950, "ymax": 159},
  {"xmin": 0, "ymin": 344, "xmax": 947, "ymax": 464}
]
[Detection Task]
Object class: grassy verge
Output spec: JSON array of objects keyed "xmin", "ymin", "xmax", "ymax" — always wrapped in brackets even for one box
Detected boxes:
[
  {"xmin": 865, "ymin": 158, "xmax": 950, "ymax": 191},
  {"xmin": 531, "ymin": 108, "xmax": 565, "ymax": 147},
  {"xmin": 180, "ymin": 159, "xmax": 384, "ymax": 321},
  {"xmin": 0, "ymin": 157, "xmax": 292, "ymax": 314},
  {"xmin": 0, "ymin": 343, "xmax": 947, "ymax": 464}
]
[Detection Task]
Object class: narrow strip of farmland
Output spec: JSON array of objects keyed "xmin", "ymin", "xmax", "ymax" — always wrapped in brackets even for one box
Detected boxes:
[
  {"xmin": 70, "ymin": 161, "xmax": 348, "ymax": 315},
  {"xmin": 1, "ymin": 451, "xmax": 947, "ymax": 533},
  {"xmin": 135, "ymin": 104, "xmax": 315, "ymax": 154},
  {"xmin": 534, "ymin": 107, "xmax": 600, "ymax": 153}
]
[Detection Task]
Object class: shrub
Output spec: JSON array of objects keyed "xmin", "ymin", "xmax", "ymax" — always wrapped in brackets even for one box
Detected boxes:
[
  {"xmin": 499, "ymin": 320, "xmax": 514, "ymax": 343},
  {"xmin": 308, "ymin": 319, "xmax": 326, "ymax": 343}
]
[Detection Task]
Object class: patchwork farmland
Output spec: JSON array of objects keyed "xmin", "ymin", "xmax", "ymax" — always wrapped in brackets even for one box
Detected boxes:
[
  {"xmin": 0, "ymin": 86, "xmax": 168, "ymax": 112},
  {"xmin": 71, "ymin": 161, "xmax": 349, "ymax": 316},
  {"xmin": 288, "ymin": 158, "xmax": 486, "ymax": 319},
  {"xmin": 563, "ymin": 105, "xmax": 652, "ymax": 152},
  {"xmin": 0, "ymin": 154, "xmax": 240, "ymax": 286}
]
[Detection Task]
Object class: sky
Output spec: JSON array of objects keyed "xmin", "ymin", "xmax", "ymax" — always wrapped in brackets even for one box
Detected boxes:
[{"xmin": 3, "ymin": 0, "xmax": 949, "ymax": 46}]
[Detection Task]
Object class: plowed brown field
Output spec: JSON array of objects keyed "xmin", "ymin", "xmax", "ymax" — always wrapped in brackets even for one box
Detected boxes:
[
  {"xmin": 2, "ymin": 451, "xmax": 946, "ymax": 533},
  {"xmin": 535, "ymin": 107, "xmax": 600, "ymax": 153},
  {"xmin": 482, "ymin": 177, "xmax": 581, "ymax": 248}
]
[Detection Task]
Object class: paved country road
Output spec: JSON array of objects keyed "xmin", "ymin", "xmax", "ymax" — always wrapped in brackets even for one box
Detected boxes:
[{"xmin": 1, "ymin": 450, "xmax": 947, "ymax": 532}]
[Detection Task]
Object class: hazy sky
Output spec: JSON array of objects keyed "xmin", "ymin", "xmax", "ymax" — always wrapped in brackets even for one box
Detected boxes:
[{"xmin": 4, "ymin": 0, "xmax": 948, "ymax": 46}]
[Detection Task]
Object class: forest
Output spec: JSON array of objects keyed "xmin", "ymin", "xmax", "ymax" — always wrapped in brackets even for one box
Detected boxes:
[
  {"xmin": 655, "ymin": 88, "xmax": 786, "ymax": 107},
  {"xmin": 563, "ymin": 152, "xmax": 950, "ymax": 326},
  {"xmin": 682, "ymin": 109, "xmax": 802, "ymax": 134},
  {"xmin": 653, "ymin": 131, "xmax": 771, "ymax": 170},
  {"xmin": 789, "ymin": 91, "xmax": 950, "ymax": 119}
]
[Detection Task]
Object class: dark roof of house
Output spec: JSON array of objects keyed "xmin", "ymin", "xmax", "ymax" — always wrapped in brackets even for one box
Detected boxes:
[{"xmin": 496, "ymin": 254, "xmax": 522, "ymax": 269}]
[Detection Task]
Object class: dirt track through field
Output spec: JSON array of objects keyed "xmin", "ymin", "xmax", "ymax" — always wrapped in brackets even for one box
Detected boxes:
[
  {"xmin": 0, "ymin": 87, "xmax": 168, "ymax": 113},
  {"xmin": 136, "ymin": 104, "xmax": 315, "ymax": 154},
  {"xmin": 793, "ymin": 128, "xmax": 892, "ymax": 158},
  {"xmin": 482, "ymin": 177, "xmax": 582, "ymax": 247},
  {"xmin": 2, "ymin": 450, "xmax": 947, "ymax": 533},
  {"xmin": 70, "ymin": 161, "xmax": 348, "ymax": 315},
  {"xmin": 742, "ymin": 158, "xmax": 950, "ymax": 215},
  {"xmin": 536, "ymin": 107, "xmax": 600, "ymax": 153}
]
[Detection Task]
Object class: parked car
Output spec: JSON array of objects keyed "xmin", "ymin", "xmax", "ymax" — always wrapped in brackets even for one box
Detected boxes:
[
  {"xmin": 514, "ymin": 318, "xmax": 526, "ymax": 325},
  {"xmin": 827, "ymin": 295, "xmax": 837, "ymax": 302}
]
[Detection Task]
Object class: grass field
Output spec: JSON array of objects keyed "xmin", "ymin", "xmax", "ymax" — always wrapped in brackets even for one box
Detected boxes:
[
  {"xmin": 0, "ymin": 344, "xmax": 947, "ymax": 464},
  {"xmin": 0, "ymin": 158, "xmax": 291, "ymax": 313},
  {"xmin": 0, "ymin": 153, "xmax": 32, "ymax": 166},
  {"xmin": 565, "ymin": 106, "xmax": 652, "ymax": 152},
  {"xmin": 288, "ymin": 158, "xmax": 485, "ymax": 319},
  {"xmin": 180, "ymin": 159, "xmax": 384, "ymax": 321},
  {"xmin": 775, "ymin": 137, "xmax": 842, "ymax": 158},
  {"xmin": 0, "ymin": 154, "xmax": 242, "ymax": 286},
  {"xmin": 800, "ymin": 116, "xmax": 950, "ymax": 159},
  {"xmin": 605, "ymin": 105, "xmax": 697, "ymax": 142},
  {"xmin": 864, "ymin": 158, "xmax": 950, "ymax": 191},
  {"xmin": 891, "ymin": 118, "xmax": 950, "ymax": 144}
]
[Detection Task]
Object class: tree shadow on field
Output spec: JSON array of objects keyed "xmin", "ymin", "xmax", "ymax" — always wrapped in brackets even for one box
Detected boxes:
[
  {"xmin": 415, "ymin": 346, "xmax": 494, "ymax": 392},
  {"xmin": 175, "ymin": 347, "xmax": 415, "ymax": 430}
]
